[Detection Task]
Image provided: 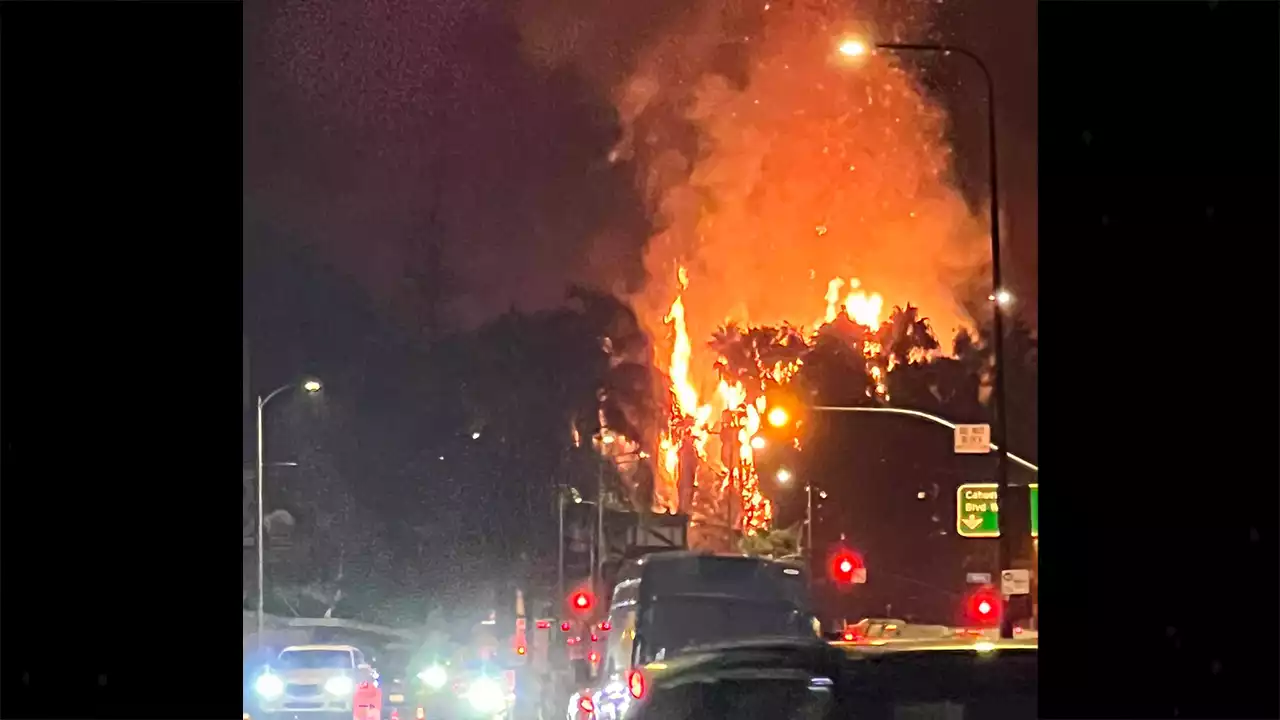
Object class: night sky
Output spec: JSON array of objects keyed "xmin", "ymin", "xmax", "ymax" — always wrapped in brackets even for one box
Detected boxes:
[{"xmin": 244, "ymin": 0, "xmax": 1036, "ymax": 338}]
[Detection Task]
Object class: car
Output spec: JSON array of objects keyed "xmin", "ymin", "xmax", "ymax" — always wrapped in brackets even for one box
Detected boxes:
[
  {"xmin": 251, "ymin": 644, "xmax": 383, "ymax": 720},
  {"xmin": 582, "ymin": 551, "xmax": 818, "ymax": 720},
  {"xmin": 616, "ymin": 634, "xmax": 1036, "ymax": 719}
]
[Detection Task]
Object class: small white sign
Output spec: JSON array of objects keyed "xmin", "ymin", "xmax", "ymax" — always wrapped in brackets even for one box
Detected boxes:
[
  {"xmin": 954, "ymin": 424, "xmax": 992, "ymax": 454},
  {"xmin": 1001, "ymin": 569, "xmax": 1031, "ymax": 596},
  {"xmin": 966, "ymin": 572, "xmax": 992, "ymax": 585},
  {"xmin": 852, "ymin": 568, "xmax": 867, "ymax": 584}
]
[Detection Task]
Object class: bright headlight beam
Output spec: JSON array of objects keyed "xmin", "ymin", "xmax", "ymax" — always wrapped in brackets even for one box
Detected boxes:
[
  {"xmin": 465, "ymin": 677, "xmax": 506, "ymax": 714},
  {"xmin": 418, "ymin": 664, "xmax": 448, "ymax": 689},
  {"xmin": 324, "ymin": 676, "xmax": 354, "ymax": 695},
  {"xmin": 254, "ymin": 673, "xmax": 284, "ymax": 698}
]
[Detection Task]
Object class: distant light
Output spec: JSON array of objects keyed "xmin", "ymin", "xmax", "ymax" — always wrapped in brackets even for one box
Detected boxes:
[
  {"xmin": 750, "ymin": 436, "xmax": 767, "ymax": 450},
  {"xmin": 989, "ymin": 289, "xmax": 1014, "ymax": 305},
  {"xmin": 471, "ymin": 432, "xmax": 481, "ymax": 440},
  {"xmin": 974, "ymin": 641, "xmax": 996, "ymax": 653},
  {"xmin": 601, "ymin": 432, "xmax": 616, "ymax": 445},
  {"xmin": 302, "ymin": 379, "xmax": 323, "ymax": 393},
  {"xmin": 776, "ymin": 468, "xmax": 793, "ymax": 484},
  {"xmin": 574, "ymin": 497, "xmax": 583, "ymax": 504},
  {"xmin": 977, "ymin": 600, "xmax": 993, "ymax": 615},
  {"xmin": 917, "ymin": 491, "xmax": 927, "ymax": 500},
  {"xmin": 766, "ymin": 407, "xmax": 790, "ymax": 428},
  {"xmin": 838, "ymin": 559, "xmax": 854, "ymax": 574},
  {"xmin": 819, "ymin": 490, "xmax": 828, "ymax": 499},
  {"xmin": 837, "ymin": 38, "xmax": 870, "ymax": 59}
]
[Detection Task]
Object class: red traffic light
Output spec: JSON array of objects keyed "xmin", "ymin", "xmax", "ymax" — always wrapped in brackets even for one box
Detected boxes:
[
  {"xmin": 965, "ymin": 587, "xmax": 1002, "ymax": 625},
  {"xmin": 570, "ymin": 591, "xmax": 593, "ymax": 611},
  {"xmin": 828, "ymin": 548, "xmax": 864, "ymax": 585}
]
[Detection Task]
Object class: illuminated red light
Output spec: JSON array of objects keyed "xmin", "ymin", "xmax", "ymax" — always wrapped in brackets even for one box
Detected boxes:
[
  {"xmin": 579, "ymin": 697, "xmax": 594, "ymax": 714},
  {"xmin": 842, "ymin": 631, "xmax": 855, "ymax": 642},
  {"xmin": 838, "ymin": 559, "xmax": 853, "ymax": 573},
  {"xmin": 571, "ymin": 592, "xmax": 592, "ymax": 610},
  {"xmin": 590, "ymin": 633, "xmax": 598, "ymax": 643},
  {"xmin": 627, "ymin": 670, "xmax": 645, "ymax": 699},
  {"xmin": 977, "ymin": 600, "xmax": 992, "ymax": 615},
  {"xmin": 600, "ymin": 621, "xmax": 611, "ymax": 631},
  {"xmin": 536, "ymin": 620, "xmax": 552, "ymax": 629},
  {"xmin": 588, "ymin": 651, "xmax": 600, "ymax": 663},
  {"xmin": 561, "ymin": 622, "xmax": 572, "ymax": 632}
]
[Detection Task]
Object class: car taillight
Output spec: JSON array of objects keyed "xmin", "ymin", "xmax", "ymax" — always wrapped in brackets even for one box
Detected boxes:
[
  {"xmin": 579, "ymin": 697, "xmax": 594, "ymax": 714},
  {"xmin": 627, "ymin": 670, "xmax": 645, "ymax": 699},
  {"xmin": 841, "ymin": 631, "xmax": 855, "ymax": 641}
]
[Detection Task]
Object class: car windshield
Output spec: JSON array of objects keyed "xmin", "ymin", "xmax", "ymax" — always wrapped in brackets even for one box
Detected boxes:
[
  {"xmin": 630, "ymin": 648, "xmax": 1036, "ymax": 720},
  {"xmin": 639, "ymin": 595, "xmax": 811, "ymax": 664},
  {"xmin": 276, "ymin": 649, "xmax": 353, "ymax": 670}
]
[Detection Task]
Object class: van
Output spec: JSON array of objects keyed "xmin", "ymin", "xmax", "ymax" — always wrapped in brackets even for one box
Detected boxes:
[{"xmin": 598, "ymin": 552, "xmax": 819, "ymax": 685}]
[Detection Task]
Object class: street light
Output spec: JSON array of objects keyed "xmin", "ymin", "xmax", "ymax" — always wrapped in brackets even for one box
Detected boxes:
[
  {"xmin": 835, "ymin": 35, "xmax": 1016, "ymax": 636},
  {"xmin": 766, "ymin": 407, "xmax": 790, "ymax": 428},
  {"xmin": 255, "ymin": 377, "xmax": 322, "ymax": 644},
  {"xmin": 772, "ymin": 468, "xmax": 814, "ymax": 558}
]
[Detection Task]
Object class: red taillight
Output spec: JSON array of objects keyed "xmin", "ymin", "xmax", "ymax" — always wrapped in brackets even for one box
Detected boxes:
[
  {"xmin": 590, "ymin": 633, "xmax": 599, "ymax": 643},
  {"xmin": 561, "ymin": 622, "xmax": 572, "ymax": 632},
  {"xmin": 579, "ymin": 697, "xmax": 594, "ymax": 713},
  {"xmin": 536, "ymin": 620, "xmax": 552, "ymax": 629},
  {"xmin": 1014, "ymin": 626, "xmax": 1023, "ymax": 635},
  {"xmin": 600, "ymin": 621, "xmax": 611, "ymax": 631},
  {"xmin": 627, "ymin": 670, "xmax": 645, "ymax": 699},
  {"xmin": 588, "ymin": 651, "xmax": 600, "ymax": 663},
  {"xmin": 842, "ymin": 631, "xmax": 855, "ymax": 642}
]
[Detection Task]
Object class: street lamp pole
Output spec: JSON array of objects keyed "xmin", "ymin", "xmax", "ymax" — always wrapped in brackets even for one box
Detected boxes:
[
  {"xmin": 557, "ymin": 487, "xmax": 566, "ymax": 603},
  {"xmin": 873, "ymin": 41, "xmax": 1014, "ymax": 638},
  {"xmin": 804, "ymin": 482, "xmax": 813, "ymax": 559},
  {"xmin": 255, "ymin": 379, "xmax": 322, "ymax": 646}
]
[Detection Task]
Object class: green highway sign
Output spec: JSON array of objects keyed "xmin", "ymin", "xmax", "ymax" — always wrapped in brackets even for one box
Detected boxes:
[{"xmin": 956, "ymin": 483, "xmax": 1039, "ymax": 539}]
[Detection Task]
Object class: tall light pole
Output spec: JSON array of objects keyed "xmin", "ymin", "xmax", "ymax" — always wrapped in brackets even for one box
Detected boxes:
[
  {"xmin": 256, "ymin": 378, "xmax": 323, "ymax": 644},
  {"xmin": 838, "ymin": 38, "xmax": 1018, "ymax": 638},
  {"xmin": 773, "ymin": 468, "xmax": 812, "ymax": 559}
]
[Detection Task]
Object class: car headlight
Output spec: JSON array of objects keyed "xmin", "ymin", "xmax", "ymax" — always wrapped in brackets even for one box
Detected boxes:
[
  {"xmin": 324, "ymin": 676, "xmax": 354, "ymax": 695},
  {"xmin": 465, "ymin": 677, "xmax": 506, "ymax": 714},
  {"xmin": 417, "ymin": 664, "xmax": 448, "ymax": 690},
  {"xmin": 254, "ymin": 673, "xmax": 284, "ymax": 699}
]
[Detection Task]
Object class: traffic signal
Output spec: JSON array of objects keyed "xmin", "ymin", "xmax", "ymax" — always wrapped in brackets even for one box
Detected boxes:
[
  {"xmin": 828, "ymin": 547, "xmax": 864, "ymax": 587},
  {"xmin": 570, "ymin": 590, "xmax": 593, "ymax": 612},
  {"xmin": 965, "ymin": 586, "xmax": 1002, "ymax": 626}
]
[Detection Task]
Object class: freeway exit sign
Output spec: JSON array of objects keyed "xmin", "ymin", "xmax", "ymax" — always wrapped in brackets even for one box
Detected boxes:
[{"xmin": 956, "ymin": 483, "xmax": 1039, "ymax": 538}]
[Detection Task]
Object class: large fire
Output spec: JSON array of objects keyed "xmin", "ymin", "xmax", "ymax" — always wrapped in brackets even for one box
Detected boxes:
[
  {"xmin": 651, "ymin": 266, "xmax": 896, "ymax": 534},
  {"xmin": 605, "ymin": 1, "xmax": 990, "ymax": 537}
]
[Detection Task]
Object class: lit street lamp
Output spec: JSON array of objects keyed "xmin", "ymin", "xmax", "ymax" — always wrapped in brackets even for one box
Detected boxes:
[
  {"xmin": 772, "ymin": 468, "xmax": 814, "ymax": 559},
  {"xmin": 837, "ymin": 36, "xmax": 1019, "ymax": 637},
  {"xmin": 255, "ymin": 378, "xmax": 322, "ymax": 643}
]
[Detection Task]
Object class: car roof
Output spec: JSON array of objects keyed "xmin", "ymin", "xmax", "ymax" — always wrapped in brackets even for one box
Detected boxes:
[
  {"xmin": 836, "ymin": 638, "xmax": 1038, "ymax": 653},
  {"xmin": 281, "ymin": 644, "xmax": 359, "ymax": 653},
  {"xmin": 638, "ymin": 551, "xmax": 801, "ymax": 566}
]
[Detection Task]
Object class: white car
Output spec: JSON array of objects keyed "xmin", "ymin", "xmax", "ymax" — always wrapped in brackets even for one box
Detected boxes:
[{"xmin": 253, "ymin": 644, "xmax": 382, "ymax": 720}]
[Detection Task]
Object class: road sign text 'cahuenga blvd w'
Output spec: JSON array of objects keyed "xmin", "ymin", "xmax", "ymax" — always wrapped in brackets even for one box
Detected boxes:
[{"xmin": 956, "ymin": 483, "xmax": 1039, "ymax": 538}]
